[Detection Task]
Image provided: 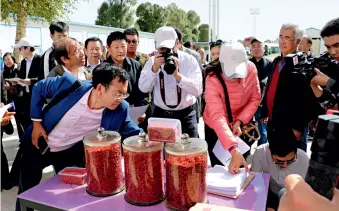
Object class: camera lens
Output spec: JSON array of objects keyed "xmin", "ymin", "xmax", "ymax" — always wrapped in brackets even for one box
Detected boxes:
[{"xmin": 164, "ymin": 60, "xmax": 176, "ymax": 75}]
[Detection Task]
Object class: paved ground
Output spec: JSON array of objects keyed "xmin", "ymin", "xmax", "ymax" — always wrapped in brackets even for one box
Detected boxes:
[{"xmin": 0, "ymin": 118, "xmax": 311, "ymax": 211}]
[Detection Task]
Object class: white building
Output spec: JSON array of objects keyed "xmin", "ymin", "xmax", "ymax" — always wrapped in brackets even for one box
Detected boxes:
[
  {"xmin": 0, "ymin": 18, "xmax": 155, "ymax": 56},
  {"xmin": 305, "ymin": 27, "xmax": 327, "ymax": 56}
]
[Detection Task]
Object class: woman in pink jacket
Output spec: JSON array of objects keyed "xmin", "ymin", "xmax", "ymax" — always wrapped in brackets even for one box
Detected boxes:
[{"xmin": 203, "ymin": 42, "xmax": 261, "ymax": 174}]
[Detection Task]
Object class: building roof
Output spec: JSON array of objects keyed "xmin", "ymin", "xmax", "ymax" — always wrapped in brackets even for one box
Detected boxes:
[{"xmin": 306, "ymin": 27, "xmax": 321, "ymax": 31}]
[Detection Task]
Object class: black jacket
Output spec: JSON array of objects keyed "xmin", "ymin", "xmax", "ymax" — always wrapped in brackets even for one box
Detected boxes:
[
  {"xmin": 39, "ymin": 47, "xmax": 56, "ymax": 80},
  {"xmin": 18, "ymin": 54, "xmax": 43, "ymax": 93},
  {"xmin": 261, "ymin": 55, "xmax": 312, "ymax": 133},
  {"xmin": 106, "ymin": 56, "xmax": 148, "ymax": 106}
]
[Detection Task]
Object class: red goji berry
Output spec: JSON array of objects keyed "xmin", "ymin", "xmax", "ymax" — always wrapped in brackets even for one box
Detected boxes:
[
  {"xmin": 59, "ymin": 167, "xmax": 86, "ymax": 185},
  {"xmin": 165, "ymin": 153, "xmax": 208, "ymax": 211},
  {"xmin": 85, "ymin": 142, "xmax": 124, "ymax": 196},
  {"xmin": 124, "ymin": 148, "xmax": 164, "ymax": 205}
]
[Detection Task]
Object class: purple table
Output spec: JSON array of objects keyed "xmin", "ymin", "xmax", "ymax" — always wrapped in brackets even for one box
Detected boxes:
[{"xmin": 18, "ymin": 172, "xmax": 269, "ymax": 211}]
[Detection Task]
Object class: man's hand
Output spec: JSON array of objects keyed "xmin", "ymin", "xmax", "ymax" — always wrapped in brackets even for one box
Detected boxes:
[
  {"xmin": 137, "ymin": 113, "xmax": 146, "ymax": 123},
  {"xmin": 172, "ymin": 57, "xmax": 182, "ymax": 81},
  {"xmin": 152, "ymin": 53, "xmax": 165, "ymax": 73},
  {"xmin": 292, "ymin": 129, "xmax": 301, "ymax": 141},
  {"xmin": 232, "ymin": 120, "xmax": 242, "ymax": 137},
  {"xmin": 310, "ymin": 83, "xmax": 324, "ymax": 98},
  {"xmin": 19, "ymin": 78, "xmax": 31, "ymax": 85},
  {"xmin": 242, "ymin": 37, "xmax": 253, "ymax": 47},
  {"xmin": 278, "ymin": 174, "xmax": 339, "ymax": 211},
  {"xmin": 32, "ymin": 121, "xmax": 48, "ymax": 149},
  {"xmin": 229, "ymin": 148, "xmax": 249, "ymax": 174},
  {"xmin": 311, "ymin": 68, "xmax": 330, "ymax": 86},
  {"xmin": 1, "ymin": 111, "xmax": 15, "ymax": 126}
]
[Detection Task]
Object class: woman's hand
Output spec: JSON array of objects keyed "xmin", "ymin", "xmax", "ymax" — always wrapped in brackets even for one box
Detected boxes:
[
  {"xmin": 228, "ymin": 148, "xmax": 249, "ymax": 174},
  {"xmin": 232, "ymin": 120, "xmax": 242, "ymax": 137}
]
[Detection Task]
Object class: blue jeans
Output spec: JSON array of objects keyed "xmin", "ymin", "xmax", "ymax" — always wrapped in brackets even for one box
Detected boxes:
[
  {"xmin": 298, "ymin": 124, "xmax": 308, "ymax": 152},
  {"xmin": 255, "ymin": 108, "xmax": 267, "ymax": 146}
]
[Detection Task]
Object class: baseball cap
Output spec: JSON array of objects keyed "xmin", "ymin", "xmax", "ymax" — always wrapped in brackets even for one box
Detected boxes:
[
  {"xmin": 155, "ymin": 27, "xmax": 178, "ymax": 49},
  {"xmin": 251, "ymin": 37, "xmax": 263, "ymax": 44},
  {"xmin": 13, "ymin": 37, "xmax": 35, "ymax": 49},
  {"xmin": 219, "ymin": 42, "xmax": 248, "ymax": 79}
]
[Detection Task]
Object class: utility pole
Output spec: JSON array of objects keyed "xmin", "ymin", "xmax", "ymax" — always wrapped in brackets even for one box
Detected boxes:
[{"xmin": 250, "ymin": 8, "xmax": 260, "ymax": 37}]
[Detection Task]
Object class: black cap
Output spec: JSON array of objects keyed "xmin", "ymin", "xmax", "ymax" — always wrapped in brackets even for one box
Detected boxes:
[{"xmin": 251, "ymin": 38, "xmax": 262, "ymax": 44}]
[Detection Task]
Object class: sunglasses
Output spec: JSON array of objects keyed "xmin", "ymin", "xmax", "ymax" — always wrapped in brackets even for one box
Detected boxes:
[
  {"xmin": 273, "ymin": 153, "xmax": 297, "ymax": 165},
  {"xmin": 127, "ymin": 39, "xmax": 138, "ymax": 44},
  {"xmin": 209, "ymin": 40, "xmax": 224, "ymax": 48}
]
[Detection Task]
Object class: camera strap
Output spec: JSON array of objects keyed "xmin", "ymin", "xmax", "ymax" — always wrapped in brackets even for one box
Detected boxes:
[{"xmin": 159, "ymin": 68, "xmax": 182, "ymax": 109}]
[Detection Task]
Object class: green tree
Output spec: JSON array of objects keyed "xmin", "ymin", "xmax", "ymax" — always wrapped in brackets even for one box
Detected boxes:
[
  {"xmin": 198, "ymin": 24, "xmax": 211, "ymax": 42},
  {"xmin": 1, "ymin": 0, "xmax": 86, "ymax": 61},
  {"xmin": 135, "ymin": 2, "xmax": 168, "ymax": 33},
  {"xmin": 96, "ymin": 0, "xmax": 137, "ymax": 28},
  {"xmin": 165, "ymin": 3, "xmax": 202, "ymax": 42}
]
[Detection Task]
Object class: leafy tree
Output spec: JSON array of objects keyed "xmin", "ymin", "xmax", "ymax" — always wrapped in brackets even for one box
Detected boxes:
[
  {"xmin": 135, "ymin": 2, "xmax": 168, "ymax": 33},
  {"xmin": 96, "ymin": 0, "xmax": 137, "ymax": 28},
  {"xmin": 198, "ymin": 24, "xmax": 210, "ymax": 42},
  {"xmin": 1, "ymin": 0, "xmax": 87, "ymax": 61}
]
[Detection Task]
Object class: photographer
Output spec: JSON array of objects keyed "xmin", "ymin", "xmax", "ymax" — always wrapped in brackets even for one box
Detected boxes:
[
  {"xmin": 310, "ymin": 17, "xmax": 339, "ymax": 109},
  {"xmin": 139, "ymin": 26, "xmax": 202, "ymax": 138}
]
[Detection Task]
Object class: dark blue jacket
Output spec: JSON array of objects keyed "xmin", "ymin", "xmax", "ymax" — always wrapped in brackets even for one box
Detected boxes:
[{"xmin": 21, "ymin": 71, "xmax": 142, "ymax": 142}]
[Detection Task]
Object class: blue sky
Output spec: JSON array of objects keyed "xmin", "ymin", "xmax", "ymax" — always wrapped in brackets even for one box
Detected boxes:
[{"xmin": 69, "ymin": 0, "xmax": 339, "ymax": 41}]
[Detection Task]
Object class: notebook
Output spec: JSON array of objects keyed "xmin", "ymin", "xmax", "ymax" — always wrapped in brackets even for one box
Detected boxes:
[{"xmin": 207, "ymin": 165, "xmax": 255, "ymax": 198}]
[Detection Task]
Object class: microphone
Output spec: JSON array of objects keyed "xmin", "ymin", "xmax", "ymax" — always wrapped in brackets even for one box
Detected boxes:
[{"xmin": 305, "ymin": 114, "xmax": 339, "ymax": 200}]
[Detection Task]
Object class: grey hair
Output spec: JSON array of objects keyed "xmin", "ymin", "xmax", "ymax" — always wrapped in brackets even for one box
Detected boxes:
[{"xmin": 281, "ymin": 23, "xmax": 304, "ymax": 43}]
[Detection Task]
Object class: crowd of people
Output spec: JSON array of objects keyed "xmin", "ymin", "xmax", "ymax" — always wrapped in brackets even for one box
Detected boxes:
[{"xmin": 1, "ymin": 16, "xmax": 339, "ymax": 211}]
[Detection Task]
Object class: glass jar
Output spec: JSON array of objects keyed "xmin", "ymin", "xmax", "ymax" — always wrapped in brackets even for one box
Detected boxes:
[
  {"xmin": 83, "ymin": 128, "xmax": 124, "ymax": 196},
  {"xmin": 165, "ymin": 134, "xmax": 208, "ymax": 211},
  {"xmin": 123, "ymin": 132, "xmax": 165, "ymax": 205}
]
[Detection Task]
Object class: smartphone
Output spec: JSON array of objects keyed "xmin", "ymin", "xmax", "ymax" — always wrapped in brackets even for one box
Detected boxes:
[{"xmin": 38, "ymin": 136, "xmax": 49, "ymax": 155}]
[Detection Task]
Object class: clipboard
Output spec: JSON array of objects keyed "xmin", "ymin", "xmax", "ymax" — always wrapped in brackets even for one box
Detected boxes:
[{"xmin": 208, "ymin": 173, "xmax": 255, "ymax": 199}]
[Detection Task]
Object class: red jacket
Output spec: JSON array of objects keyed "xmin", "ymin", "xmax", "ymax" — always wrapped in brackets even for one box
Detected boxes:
[{"xmin": 203, "ymin": 62, "xmax": 261, "ymax": 150}]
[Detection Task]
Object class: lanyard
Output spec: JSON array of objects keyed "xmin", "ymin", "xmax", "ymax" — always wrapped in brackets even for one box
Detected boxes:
[{"xmin": 159, "ymin": 68, "xmax": 181, "ymax": 109}]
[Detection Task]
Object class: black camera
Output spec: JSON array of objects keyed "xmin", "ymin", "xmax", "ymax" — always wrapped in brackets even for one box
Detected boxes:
[
  {"xmin": 285, "ymin": 51, "xmax": 331, "ymax": 81},
  {"xmin": 305, "ymin": 114, "xmax": 339, "ymax": 200},
  {"xmin": 161, "ymin": 49, "xmax": 178, "ymax": 75}
]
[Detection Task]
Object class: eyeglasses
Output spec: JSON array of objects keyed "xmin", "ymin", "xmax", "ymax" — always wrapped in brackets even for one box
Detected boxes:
[
  {"xmin": 106, "ymin": 88, "xmax": 129, "ymax": 100},
  {"xmin": 209, "ymin": 40, "xmax": 224, "ymax": 48},
  {"xmin": 273, "ymin": 153, "xmax": 297, "ymax": 165},
  {"xmin": 127, "ymin": 39, "xmax": 138, "ymax": 44},
  {"xmin": 279, "ymin": 36, "xmax": 295, "ymax": 42}
]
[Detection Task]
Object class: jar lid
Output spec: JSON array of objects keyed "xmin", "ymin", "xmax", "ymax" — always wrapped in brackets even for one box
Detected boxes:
[
  {"xmin": 123, "ymin": 132, "xmax": 163, "ymax": 152},
  {"xmin": 165, "ymin": 134, "xmax": 208, "ymax": 156},
  {"xmin": 83, "ymin": 128, "xmax": 121, "ymax": 147}
]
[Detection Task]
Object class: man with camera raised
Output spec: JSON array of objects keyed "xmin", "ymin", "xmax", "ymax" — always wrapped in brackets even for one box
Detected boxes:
[
  {"xmin": 139, "ymin": 26, "xmax": 202, "ymax": 138},
  {"xmin": 310, "ymin": 17, "xmax": 339, "ymax": 108}
]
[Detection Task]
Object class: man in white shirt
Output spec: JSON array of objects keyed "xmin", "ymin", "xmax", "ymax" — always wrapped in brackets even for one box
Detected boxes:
[
  {"xmin": 139, "ymin": 26, "xmax": 203, "ymax": 138},
  {"xmin": 250, "ymin": 129, "xmax": 309, "ymax": 211}
]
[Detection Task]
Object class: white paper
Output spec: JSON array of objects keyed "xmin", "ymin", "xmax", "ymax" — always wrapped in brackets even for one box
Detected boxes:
[
  {"xmin": 207, "ymin": 165, "xmax": 247, "ymax": 193},
  {"xmin": 129, "ymin": 105, "xmax": 148, "ymax": 125},
  {"xmin": 0, "ymin": 104, "xmax": 13, "ymax": 119},
  {"xmin": 5, "ymin": 78, "xmax": 21, "ymax": 82},
  {"xmin": 212, "ymin": 136, "xmax": 250, "ymax": 167},
  {"xmin": 17, "ymin": 81, "xmax": 28, "ymax": 87}
]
